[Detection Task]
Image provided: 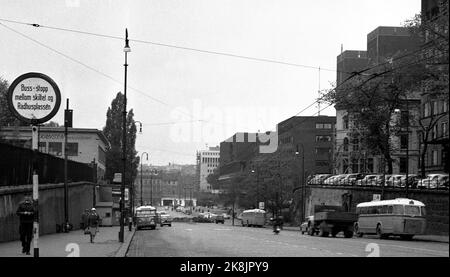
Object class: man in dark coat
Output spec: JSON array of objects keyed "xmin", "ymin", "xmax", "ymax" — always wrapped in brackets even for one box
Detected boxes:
[{"xmin": 16, "ymin": 196, "xmax": 35, "ymax": 255}]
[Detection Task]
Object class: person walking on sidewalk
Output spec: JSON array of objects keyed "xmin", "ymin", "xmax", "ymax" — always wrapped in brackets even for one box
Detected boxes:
[
  {"xmin": 86, "ymin": 208, "xmax": 101, "ymax": 243},
  {"xmin": 16, "ymin": 196, "xmax": 35, "ymax": 255}
]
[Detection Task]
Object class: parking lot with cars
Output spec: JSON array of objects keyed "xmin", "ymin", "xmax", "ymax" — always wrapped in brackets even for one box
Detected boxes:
[{"xmin": 308, "ymin": 173, "xmax": 449, "ymax": 189}]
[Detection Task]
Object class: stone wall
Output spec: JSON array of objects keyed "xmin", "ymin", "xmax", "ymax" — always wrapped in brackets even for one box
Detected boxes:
[{"xmin": 0, "ymin": 182, "xmax": 94, "ymax": 242}]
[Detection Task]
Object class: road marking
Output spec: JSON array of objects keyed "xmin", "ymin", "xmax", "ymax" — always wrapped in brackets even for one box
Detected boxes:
[
  {"xmin": 336, "ymin": 252, "xmax": 344, "ymax": 255},
  {"xmin": 214, "ymin": 228, "xmax": 232, "ymax": 231},
  {"xmin": 185, "ymin": 229, "xmax": 192, "ymax": 231}
]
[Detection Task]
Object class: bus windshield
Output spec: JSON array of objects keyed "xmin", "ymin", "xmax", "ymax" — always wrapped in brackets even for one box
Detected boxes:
[
  {"xmin": 404, "ymin": 205, "xmax": 421, "ymax": 216},
  {"xmin": 136, "ymin": 210, "xmax": 156, "ymax": 216}
]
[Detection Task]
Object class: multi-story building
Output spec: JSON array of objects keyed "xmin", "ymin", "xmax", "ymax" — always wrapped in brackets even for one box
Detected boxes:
[
  {"xmin": 419, "ymin": 0, "xmax": 449, "ymax": 174},
  {"xmin": 277, "ymin": 116, "xmax": 336, "ymax": 178},
  {"xmin": 0, "ymin": 126, "xmax": 109, "ymax": 180},
  {"xmin": 334, "ymin": 26, "xmax": 422, "ymax": 175},
  {"xmin": 197, "ymin": 146, "xmax": 220, "ymax": 192}
]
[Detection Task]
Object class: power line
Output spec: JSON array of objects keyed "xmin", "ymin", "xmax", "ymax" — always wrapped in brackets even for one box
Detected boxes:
[{"xmin": 0, "ymin": 18, "xmax": 341, "ymax": 73}]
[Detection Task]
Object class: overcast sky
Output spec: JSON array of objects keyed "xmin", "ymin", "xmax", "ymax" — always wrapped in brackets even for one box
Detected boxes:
[{"xmin": 0, "ymin": 0, "xmax": 421, "ymax": 165}]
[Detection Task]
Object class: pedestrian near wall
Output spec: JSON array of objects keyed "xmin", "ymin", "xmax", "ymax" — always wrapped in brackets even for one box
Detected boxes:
[{"xmin": 16, "ymin": 196, "xmax": 35, "ymax": 255}]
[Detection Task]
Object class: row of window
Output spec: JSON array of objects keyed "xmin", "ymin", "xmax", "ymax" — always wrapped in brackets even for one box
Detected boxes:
[
  {"xmin": 423, "ymin": 101, "xmax": 449, "ymax": 118},
  {"xmin": 356, "ymin": 205, "xmax": 422, "ymax": 216},
  {"xmin": 316, "ymin": 123, "xmax": 333, "ymax": 129},
  {"xmin": 38, "ymin": 142, "xmax": 78, "ymax": 156},
  {"xmin": 202, "ymin": 157, "xmax": 219, "ymax": 164}
]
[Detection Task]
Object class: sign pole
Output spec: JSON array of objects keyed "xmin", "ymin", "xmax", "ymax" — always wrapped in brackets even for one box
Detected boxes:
[{"xmin": 32, "ymin": 125, "xmax": 39, "ymax": 258}]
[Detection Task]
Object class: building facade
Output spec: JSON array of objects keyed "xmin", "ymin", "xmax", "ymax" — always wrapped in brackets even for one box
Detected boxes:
[
  {"xmin": 277, "ymin": 116, "xmax": 336, "ymax": 178},
  {"xmin": 334, "ymin": 26, "xmax": 423, "ymax": 175},
  {"xmin": 197, "ymin": 146, "xmax": 220, "ymax": 192},
  {"xmin": 0, "ymin": 126, "xmax": 108, "ymax": 180}
]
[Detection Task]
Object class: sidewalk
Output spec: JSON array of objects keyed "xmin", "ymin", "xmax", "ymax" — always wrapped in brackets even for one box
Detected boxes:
[
  {"xmin": 0, "ymin": 226, "xmax": 135, "ymax": 257},
  {"xmin": 278, "ymin": 225, "xmax": 449, "ymax": 243}
]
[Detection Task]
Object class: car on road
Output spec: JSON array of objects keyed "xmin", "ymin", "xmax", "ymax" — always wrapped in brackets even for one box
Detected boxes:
[
  {"xmin": 214, "ymin": 214, "xmax": 225, "ymax": 224},
  {"xmin": 160, "ymin": 214, "xmax": 172, "ymax": 227},
  {"xmin": 418, "ymin": 174, "xmax": 449, "ymax": 189}
]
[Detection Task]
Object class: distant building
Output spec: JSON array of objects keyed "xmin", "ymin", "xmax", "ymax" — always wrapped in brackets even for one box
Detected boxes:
[
  {"xmin": 278, "ymin": 116, "xmax": 336, "ymax": 177},
  {"xmin": 196, "ymin": 146, "xmax": 220, "ymax": 192},
  {"xmin": 0, "ymin": 126, "xmax": 108, "ymax": 180}
]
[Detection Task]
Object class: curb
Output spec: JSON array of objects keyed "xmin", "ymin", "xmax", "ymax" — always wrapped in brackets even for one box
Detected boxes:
[{"xmin": 114, "ymin": 227, "xmax": 136, "ymax": 257}]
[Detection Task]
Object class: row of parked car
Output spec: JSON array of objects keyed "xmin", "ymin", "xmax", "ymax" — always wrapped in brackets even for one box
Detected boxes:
[{"xmin": 308, "ymin": 173, "xmax": 449, "ymax": 189}]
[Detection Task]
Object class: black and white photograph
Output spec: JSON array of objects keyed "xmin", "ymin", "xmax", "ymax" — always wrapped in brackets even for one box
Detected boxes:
[{"xmin": 0, "ymin": 0, "xmax": 448, "ymax": 266}]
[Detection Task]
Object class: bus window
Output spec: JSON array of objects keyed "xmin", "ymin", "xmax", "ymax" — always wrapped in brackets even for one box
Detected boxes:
[
  {"xmin": 393, "ymin": 205, "xmax": 404, "ymax": 215},
  {"xmin": 405, "ymin": 205, "xmax": 421, "ymax": 216},
  {"xmin": 421, "ymin": 207, "xmax": 426, "ymax": 216},
  {"xmin": 388, "ymin": 205, "xmax": 393, "ymax": 214},
  {"xmin": 381, "ymin": 205, "xmax": 388, "ymax": 214}
]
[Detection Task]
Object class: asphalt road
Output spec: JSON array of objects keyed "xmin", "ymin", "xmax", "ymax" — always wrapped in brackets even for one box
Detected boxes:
[{"xmin": 126, "ymin": 221, "xmax": 449, "ymax": 257}]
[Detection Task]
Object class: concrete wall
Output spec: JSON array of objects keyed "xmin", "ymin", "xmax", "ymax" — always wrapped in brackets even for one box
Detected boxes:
[
  {"xmin": 303, "ymin": 185, "xmax": 449, "ymax": 235},
  {"xmin": 0, "ymin": 182, "xmax": 94, "ymax": 242}
]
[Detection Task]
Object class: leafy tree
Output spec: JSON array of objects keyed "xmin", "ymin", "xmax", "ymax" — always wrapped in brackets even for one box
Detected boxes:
[
  {"xmin": 0, "ymin": 77, "xmax": 26, "ymax": 128},
  {"xmin": 103, "ymin": 92, "xmax": 139, "ymax": 187}
]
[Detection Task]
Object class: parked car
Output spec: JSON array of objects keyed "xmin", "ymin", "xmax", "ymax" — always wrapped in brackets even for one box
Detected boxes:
[
  {"xmin": 332, "ymin": 174, "xmax": 348, "ymax": 185},
  {"xmin": 386, "ymin": 175, "xmax": 404, "ymax": 187},
  {"xmin": 323, "ymin": 176, "xmax": 336, "ymax": 185},
  {"xmin": 342, "ymin": 173, "xmax": 365, "ymax": 185},
  {"xmin": 418, "ymin": 174, "xmax": 449, "ymax": 189},
  {"xmin": 214, "ymin": 214, "xmax": 225, "ymax": 224},
  {"xmin": 160, "ymin": 214, "xmax": 172, "ymax": 227},
  {"xmin": 399, "ymin": 174, "xmax": 420, "ymax": 188},
  {"xmin": 357, "ymin": 175, "xmax": 381, "ymax": 186},
  {"xmin": 308, "ymin": 174, "xmax": 333, "ymax": 185}
]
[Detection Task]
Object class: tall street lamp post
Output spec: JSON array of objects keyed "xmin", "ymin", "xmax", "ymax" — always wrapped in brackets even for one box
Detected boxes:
[
  {"xmin": 140, "ymin": 152, "xmax": 148, "ymax": 206},
  {"xmin": 119, "ymin": 28, "xmax": 131, "ymax": 243}
]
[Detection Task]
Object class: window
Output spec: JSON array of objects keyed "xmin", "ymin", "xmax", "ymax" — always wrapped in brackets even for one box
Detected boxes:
[
  {"xmin": 400, "ymin": 157, "xmax": 407, "ymax": 174},
  {"xmin": 343, "ymin": 137, "xmax": 349, "ymax": 152},
  {"xmin": 432, "ymin": 150, "xmax": 439, "ymax": 166},
  {"xmin": 388, "ymin": 206, "xmax": 394, "ymax": 214},
  {"xmin": 352, "ymin": 138, "xmax": 359, "ymax": 151},
  {"xmin": 444, "ymin": 101, "xmax": 449, "ymax": 113},
  {"xmin": 393, "ymin": 205, "xmax": 404, "ymax": 215},
  {"xmin": 66, "ymin": 142, "xmax": 78, "ymax": 156},
  {"xmin": 442, "ymin": 122, "xmax": 448, "ymax": 138},
  {"xmin": 424, "ymin": 102, "xmax": 431, "ymax": 117},
  {"xmin": 315, "ymin": 148, "xmax": 331, "ymax": 155},
  {"xmin": 316, "ymin": 123, "xmax": 332, "ymax": 129},
  {"xmin": 432, "ymin": 125, "xmax": 438, "ymax": 140},
  {"xmin": 400, "ymin": 134, "xmax": 408, "ymax": 149},
  {"xmin": 343, "ymin": 115, "xmax": 349, "ymax": 129},
  {"xmin": 38, "ymin": 142, "xmax": 46, "ymax": 153},
  {"xmin": 400, "ymin": 111, "xmax": 409, "ymax": 126},
  {"xmin": 316, "ymin": 135, "xmax": 332, "ymax": 142},
  {"xmin": 433, "ymin": 101, "xmax": 439, "ymax": 115},
  {"xmin": 105, "ymin": 212, "xmax": 111, "ymax": 218},
  {"xmin": 405, "ymin": 205, "xmax": 421, "ymax": 216},
  {"xmin": 48, "ymin": 142, "xmax": 62, "ymax": 156}
]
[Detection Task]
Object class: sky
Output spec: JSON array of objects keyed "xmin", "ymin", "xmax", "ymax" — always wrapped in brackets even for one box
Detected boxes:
[{"xmin": 0, "ymin": 0, "xmax": 421, "ymax": 165}]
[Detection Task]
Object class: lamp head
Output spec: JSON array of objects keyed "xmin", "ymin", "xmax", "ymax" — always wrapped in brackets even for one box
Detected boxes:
[{"xmin": 124, "ymin": 28, "xmax": 131, "ymax": 53}]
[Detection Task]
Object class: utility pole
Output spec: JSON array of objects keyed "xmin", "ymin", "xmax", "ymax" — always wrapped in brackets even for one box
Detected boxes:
[
  {"xmin": 64, "ymin": 98, "xmax": 72, "ymax": 232},
  {"xmin": 120, "ymin": 28, "xmax": 131, "ymax": 243}
]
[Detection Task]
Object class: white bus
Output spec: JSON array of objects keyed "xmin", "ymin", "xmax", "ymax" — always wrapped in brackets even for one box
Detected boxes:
[
  {"xmin": 354, "ymin": 198, "xmax": 426, "ymax": 240},
  {"xmin": 240, "ymin": 209, "xmax": 266, "ymax": 227}
]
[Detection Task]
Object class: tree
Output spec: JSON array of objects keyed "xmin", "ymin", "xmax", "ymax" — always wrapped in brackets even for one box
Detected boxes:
[
  {"xmin": 43, "ymin": 121, "xmax": 60, "ymax": 127},
  {"xmin": 103, "ymin": 92, "xmax": 139, "ymax": 187},
  {"xmin": 0, "ymin": 77, "xmax": 26, "ymax": 128}
]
